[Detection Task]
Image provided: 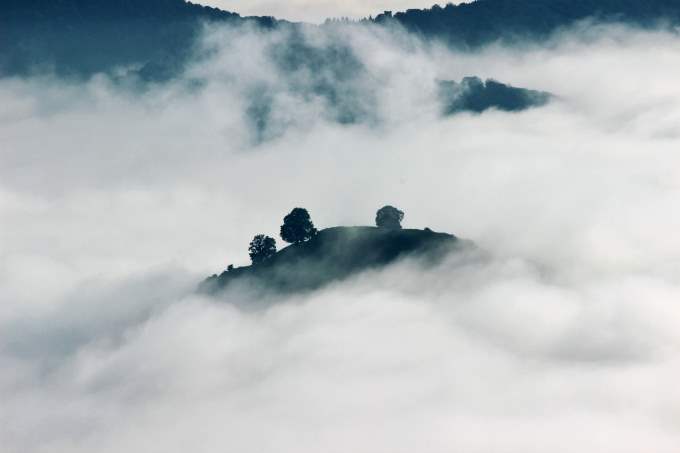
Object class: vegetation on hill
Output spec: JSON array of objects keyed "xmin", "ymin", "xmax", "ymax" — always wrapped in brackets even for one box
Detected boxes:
[
  {"xmin": 372, "ymin": 0, "xmax": 680, "ymax": 48},
  {"xmin": 5, "ymin": 0, "xmax": 680, "ymax": 80},
  {"xmin": 201, "ymin": 226, "xmax": 463, "ymax": 295},
  {"xmin": 1, "ymin": 0, "xmax": 558, "ymax": 129},
  {"xmin": 0, "ymin": 0, "xmax": 281, "ymax": 79},
  {"xmin": 201, "ymin": 206, "xmax": 468, "ymax": 295},
  {"xmin": 438, "ymin": 77, "xmax": 551, "ymax": 115}
]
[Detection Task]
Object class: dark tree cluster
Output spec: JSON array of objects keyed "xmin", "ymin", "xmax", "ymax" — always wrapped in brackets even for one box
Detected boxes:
[
  {"xmin": 248, "ymin": 235, "xmax": 277, "ymax": 264},
  {"xmin": 245, "ymin": 207, "xmax": 318, "ymax": 265},
  {"xmin": 376, "ymin": 205, "xmax": 404, "ymax": 229},
  {"xmin": 0, "ymin": 0, "xmax": 279, "ymax": 79},
  {"xmin": 280, "ymin": 208, "xmax": 318, "ymax": 244},
  {"xmin": 243, "ymin": 205, "xmax": 406, "ymax": 266},
  {"xmin": 6, "ymin": 0, "xmax": 680, "ymax": 81},
  {"xmin": 438, "ymin": 77, "xmax": 551, "ymax": 115},
  {"xmin": 372, "ymin": 0, "xmax": 680, "ymax": 48}
]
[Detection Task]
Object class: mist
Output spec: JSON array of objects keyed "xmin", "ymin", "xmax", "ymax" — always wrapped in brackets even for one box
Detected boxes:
[{"xmin": 1, "ymin": 22, "xmax": 679, "ymax": 452}]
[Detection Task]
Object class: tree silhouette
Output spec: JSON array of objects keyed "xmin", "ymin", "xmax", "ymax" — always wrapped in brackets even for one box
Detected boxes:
[
  {"xmin": 376, "ymin": 205, "xmax": 404, "ymax": 229},
  {"xmin": 248, "ymin": 234, "xmax": 277, "ymax": 264},
  {"xmin": 280, "ymin": 208, "xmax": 318, "ymax": 244}
]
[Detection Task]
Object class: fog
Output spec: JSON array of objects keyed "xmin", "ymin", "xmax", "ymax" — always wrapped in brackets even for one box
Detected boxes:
[{"xmin": 1, "ymin": 23, "xmax": 679, "ymax": 452}]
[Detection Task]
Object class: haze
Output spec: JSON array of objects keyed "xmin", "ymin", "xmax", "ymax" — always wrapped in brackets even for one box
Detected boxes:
[{"xmin": 1, "ymin": 19, "xmax": 679, "ymax": 453}]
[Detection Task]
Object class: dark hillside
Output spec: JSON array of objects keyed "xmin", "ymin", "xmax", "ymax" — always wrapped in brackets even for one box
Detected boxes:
[
  {"xmin": 373, "ymin": 0, "xmax": 680, "ymax": 48},
  {"xmin": 439, "ymin": 77, "xmax": 551, "ymax": 115},
  {"xmin": 0, "ymin": 0, "xmax": 280, "ymax": 79},
  {"xmin": 201, "ymin": 226, "xmax": 467, "ymax": 295},
  {"xmin": 5, "ymin": 0, "xmax": 680, "ymax": 80}
]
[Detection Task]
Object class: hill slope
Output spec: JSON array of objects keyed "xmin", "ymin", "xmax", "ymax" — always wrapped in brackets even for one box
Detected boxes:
[
  {"xmin": 5, "ymin": 0, "xmax": 680, "ymax": 79},
  {"xmin": 201, "ymin": 226, "xmax": 467, "ymax": 295},
  {"xmin": 373, "ymin": 0, "xmax": 680, "ymax": 47},
  {"xmin": 0, "ymin": 0, "xmax": 280, "ymax": 79},
  {"xmin": 439, "ymin": 77, "xmax": 551, "ymax": 115}
]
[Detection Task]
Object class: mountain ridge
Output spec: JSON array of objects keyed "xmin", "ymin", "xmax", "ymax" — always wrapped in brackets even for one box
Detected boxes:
[
  {"xmin": 3, "ymin": 0, "xmax": 680, "ymax": 79},
  {"xmin": 371, "ymin": 0, "xmax": 680, "ymax": 47}
]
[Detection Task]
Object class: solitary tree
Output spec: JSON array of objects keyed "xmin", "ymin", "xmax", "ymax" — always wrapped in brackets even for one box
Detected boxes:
[
  {"xmin": 376, "ymin": 205, "xmax": 404, "ymax": 229},
  {"xmin": 280, "ymin": 208, "xmax": 318, "ymax": 244},
  {"xmin": 248, "ymin": 234, "xmax": 277, "ymax": 264}
]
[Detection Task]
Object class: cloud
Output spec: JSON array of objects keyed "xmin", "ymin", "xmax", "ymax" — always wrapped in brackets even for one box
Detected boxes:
[{"xmin": 1, "ymin": 22, "xmax": 680, "ymax": 453}]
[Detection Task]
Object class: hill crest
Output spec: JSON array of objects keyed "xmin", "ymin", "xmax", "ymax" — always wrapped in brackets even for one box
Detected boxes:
[{"xmin": 201, "ymin": 226, "xmax": 468, "ymax": 295}]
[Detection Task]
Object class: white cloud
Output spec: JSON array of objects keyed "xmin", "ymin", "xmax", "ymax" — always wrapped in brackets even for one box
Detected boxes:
[{"xmin": 1, "ymin": 23, "xmax": 680, "ymax": 453}]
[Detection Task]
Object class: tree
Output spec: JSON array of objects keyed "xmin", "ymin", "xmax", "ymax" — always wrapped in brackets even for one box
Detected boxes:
[
  {"xmin": 280, "ymin": 208, "xmax": 318, "ymax": 244},
  {"xmin": 376, "ymin": 205, "xmax": 404, "ymax": 229},
  {"xmin": 248, "ymin": 234, "xmax": 277, "ymax": 264}
]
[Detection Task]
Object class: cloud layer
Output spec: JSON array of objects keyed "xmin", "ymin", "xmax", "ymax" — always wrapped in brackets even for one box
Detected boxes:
[{"xmin": 1, "ymin": 23, "xmax": 680, "ymax": 452}]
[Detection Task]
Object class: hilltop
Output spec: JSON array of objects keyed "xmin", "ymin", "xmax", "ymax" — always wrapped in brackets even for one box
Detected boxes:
[{"xmin": 201, "ymin": 226, "xmax": 467, "ymax": 295}]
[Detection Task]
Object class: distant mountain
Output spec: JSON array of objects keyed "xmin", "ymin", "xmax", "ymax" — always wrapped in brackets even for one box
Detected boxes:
[
  {"xmin": 372, "ymin": 0, "xmax": 680, "ymax": 47},
  {"xmin": 0, "ymin": 0, "xmax": 281, "ymax": 79},
  {"xmin": 244, "ymin": 74, "xmax": 551, "ymax": 143},
  {"xmin": 4, "ymin": 0, "xmax": 679, "ymax": 80},
  {"xmin": 201, "ymin": 226, "xmax": 469, "ymax": 295},
  {"xmin": 439, "ymin": 77, "xmax": 551, "ymax": 115}
]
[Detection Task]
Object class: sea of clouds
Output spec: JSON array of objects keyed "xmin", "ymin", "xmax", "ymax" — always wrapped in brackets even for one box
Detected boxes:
[{"xmin": 1, "ymin": 22, "xmax": 679, "ymax": 452}]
